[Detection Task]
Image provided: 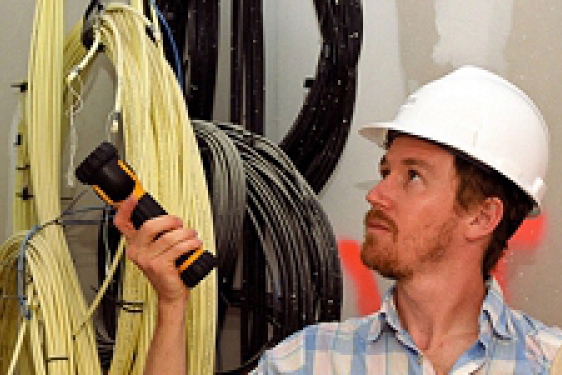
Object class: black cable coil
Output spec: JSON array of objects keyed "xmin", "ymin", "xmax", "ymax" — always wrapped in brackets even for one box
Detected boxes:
[
  {"xmin": 279, "ymin": 0, "xmax": 363, "ymax": 193},
  {"xmin": 155, "ymin": 0, "xmax": 363, "ymax": 193},
  {"xmin": 193, "ymin": 120, "xmax": 342, "ymax": 373}
]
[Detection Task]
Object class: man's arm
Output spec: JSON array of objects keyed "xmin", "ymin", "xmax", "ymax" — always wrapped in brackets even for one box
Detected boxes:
[
  {"xmin": 114, "ymin": 196, "xmax": 202, "ymax": 375},
  {"xmin": 144, "ymin": 299, "xmax": 187, "ymax": 374}
]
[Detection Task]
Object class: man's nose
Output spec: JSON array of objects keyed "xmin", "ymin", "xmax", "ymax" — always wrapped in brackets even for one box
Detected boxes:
[{"xmin": 366, "ymin": 176, "xmax": 395, "ymax": 209}]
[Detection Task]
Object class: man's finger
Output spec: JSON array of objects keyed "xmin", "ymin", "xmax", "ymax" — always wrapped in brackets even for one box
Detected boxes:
[{"xmin": 113, "ymin": 195, "xmax": 139, "ymax": 239}]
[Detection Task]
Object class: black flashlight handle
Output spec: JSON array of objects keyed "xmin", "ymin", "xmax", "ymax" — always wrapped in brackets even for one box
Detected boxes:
[
  {"xmin": 131, "ymin": 193, "xmax": 167, "ymax": 229},
  {"xmin": 76, "ymin": 142, "xmax": 217, "ymax": 288}
]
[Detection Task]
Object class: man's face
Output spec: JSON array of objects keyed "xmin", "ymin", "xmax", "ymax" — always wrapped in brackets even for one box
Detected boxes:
[{"xmin": 362, "ymin": 135, "xmax": 463, "ymax": 280}]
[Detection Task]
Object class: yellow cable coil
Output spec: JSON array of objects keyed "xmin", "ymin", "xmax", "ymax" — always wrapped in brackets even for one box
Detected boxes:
[
  {"xmin": 107, "ymin": 6, "xmax": 217, "ymax": 374},
  {"xmin": 1, "ymin": 2, "xmax": 217, "ymax": 373},
  {"xmin": 65, "ymin": 3, "xmax": 218, "ymax": 374},
  {"xmin": 12, "ymin": 92, "xmax": 36, "ymax": 232},
  {"xmin": 0, "ymin": 0, "xmax": 102, "ymax": 374}
]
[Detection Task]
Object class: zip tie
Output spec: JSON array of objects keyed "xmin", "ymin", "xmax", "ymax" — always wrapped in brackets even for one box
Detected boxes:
[
  {"xmin": 82, "ymin": 1, "xmax": 105, "ymax": 49},
  {"xmin": 46, "ymin": 356, "xmax": 70, "ymax": 362},
  {"xmin": 14, "ymin": 133, "xmax": 22, "ymax": 146},
  {"xmin": 16, "ymin": 187, "xmax": 34, "ymax": 200},
  {"xmin": 10, "ymin": 81, "xmax": 28, "ymax": 92},
  {"xmin": 109, "ymin": 110, "xmax": 122, "ymax": 134},
  {"xmin": 116, "ymin": 299, "xmax": 145, "ymax": 313}
]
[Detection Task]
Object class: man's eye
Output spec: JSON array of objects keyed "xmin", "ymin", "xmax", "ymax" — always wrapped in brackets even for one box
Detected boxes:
[{"xmin": 408, "ymin": 170, "xmax": 421, "ymax": 181}]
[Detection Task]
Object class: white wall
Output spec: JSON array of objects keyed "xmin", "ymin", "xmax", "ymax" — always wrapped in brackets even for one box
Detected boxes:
[
  {"xmin": 273, "ymin": 0, "xmax": 562, "ymax": 323},
  {"xmin": 1, "ymin": 0, "xmax": 562, "ymax": 330}
]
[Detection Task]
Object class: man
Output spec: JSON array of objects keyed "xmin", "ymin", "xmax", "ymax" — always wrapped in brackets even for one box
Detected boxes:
[{"xmin": 115, "ymin": 66, "xmax": 562, "ymax": 374}]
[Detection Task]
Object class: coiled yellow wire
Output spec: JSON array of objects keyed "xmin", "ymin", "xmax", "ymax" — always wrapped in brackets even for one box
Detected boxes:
[{"xmin": 1, "ymin": 2, "xmax": 217, "ymax": 374}]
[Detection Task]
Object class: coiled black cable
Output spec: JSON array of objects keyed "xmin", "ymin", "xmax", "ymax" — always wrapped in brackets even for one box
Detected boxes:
[
  {"xmin": 155, "ymin": 0, "xmax": 219, "ymax": 120},
  {"xmin": 185, "ymin": 0, "xmax": 220, "ymax": 119},
  {"xmin": 192, "ymin": 120, "xmax": 247, "ymax": 338},
  {"xmin": 155, "ymin": 0, "xmax": 362, "ymax": 192},
  {"xmin": 193, "ymin": 120, "xmax": 342, "ymax": 373},
  {"xmin": 280, "ymin": 0, "xmax": 363, "ymax": 193}
]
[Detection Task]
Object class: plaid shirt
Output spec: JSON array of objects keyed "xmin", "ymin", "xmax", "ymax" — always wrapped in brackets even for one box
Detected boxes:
[{"xmin": 252, "ymin": 278, "xmax": 562, "ymax": 374}]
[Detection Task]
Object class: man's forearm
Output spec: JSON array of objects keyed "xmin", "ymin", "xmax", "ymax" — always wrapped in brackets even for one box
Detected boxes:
[{"xmin": 144, "ymin": 300, "xmax": 188, "ymax": 375}]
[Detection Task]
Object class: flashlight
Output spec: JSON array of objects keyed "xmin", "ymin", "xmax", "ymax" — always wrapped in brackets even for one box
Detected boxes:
[{"xmin": 75, "ymin": 141, "xmax": 217, "ymax": 288}]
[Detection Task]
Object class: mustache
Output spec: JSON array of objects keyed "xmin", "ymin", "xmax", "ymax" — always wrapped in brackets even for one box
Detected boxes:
[{"xmin": 364, "ymin": 209, "xmax": 397, "ymax": 234}]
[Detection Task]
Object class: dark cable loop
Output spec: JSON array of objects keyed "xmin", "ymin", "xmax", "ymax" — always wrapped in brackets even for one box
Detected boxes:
[{"xmin": 193, "ymin": 120, "xmax": 342, "ymax": 372}]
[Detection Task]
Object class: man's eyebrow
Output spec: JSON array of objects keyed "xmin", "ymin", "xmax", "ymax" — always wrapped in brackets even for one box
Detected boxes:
[
  {"xmin": 379, "ymin": 155, "xmax": 434, "ymax": 172},
  {"xmin": 402, "ymin": 158, "xmax": 433, "ymax": 171}
]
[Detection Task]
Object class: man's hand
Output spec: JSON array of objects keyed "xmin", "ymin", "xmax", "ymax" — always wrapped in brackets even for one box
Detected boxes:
[{"xmin": 113, "ymin": 196, "xmax": 201, "ymax": 304}]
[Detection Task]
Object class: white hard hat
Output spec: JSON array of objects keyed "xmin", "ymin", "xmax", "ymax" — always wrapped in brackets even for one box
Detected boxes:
[{"xmin": 360, "ymin": 65, "xmax": 549, "ymax": 214}]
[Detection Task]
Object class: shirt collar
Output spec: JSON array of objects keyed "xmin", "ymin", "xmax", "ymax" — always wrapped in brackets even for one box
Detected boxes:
[
  {"xmin": 480, "ymin": 277, "xmax": 513, "ymax": 340},
  {"xmin": 367, "ymin": 284, "xmax": 405, "ymax": 342},
  {"xmin": 367, "ymin": 277, "xmax": 514, "ymax": 342}
]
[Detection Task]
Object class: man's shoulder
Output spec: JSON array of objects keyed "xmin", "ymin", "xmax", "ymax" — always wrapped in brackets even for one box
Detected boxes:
[
  {"xmin": 265, "ymin": 313, "xmax": 382, "ymax": 356},
  {"xmin": 505, "ymin": 307, "xmax": 562, "ymax": 362},
  {"xmin": 251, "ymin": 314, "xmax": 383, "ymax": 374}
]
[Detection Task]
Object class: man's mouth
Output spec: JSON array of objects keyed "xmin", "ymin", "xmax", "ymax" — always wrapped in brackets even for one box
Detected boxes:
[{"xmin": 364, "ymin": 209, "xmax": 397, "ymax": 235}]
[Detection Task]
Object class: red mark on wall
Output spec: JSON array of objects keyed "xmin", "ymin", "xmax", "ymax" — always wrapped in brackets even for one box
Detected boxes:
[
  {"xmin": 509, "ymin": 214, "xmax": 545, "ymax": 248},
  {"xmin": 493, "ymin": 214, "xmax": 546, "ymax": 299},
  {"xmin": 338, "ymin": 239, "xmax": 381, "ymax": 315},
  {"xmin": 338, "ymin": 214, "xmax": 545, "ymax": 314}
]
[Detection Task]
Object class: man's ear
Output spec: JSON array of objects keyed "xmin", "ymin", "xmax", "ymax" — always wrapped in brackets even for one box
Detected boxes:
[{"xmin": 465, "ymin": 197, "xmax": 504, "ymax": 241}]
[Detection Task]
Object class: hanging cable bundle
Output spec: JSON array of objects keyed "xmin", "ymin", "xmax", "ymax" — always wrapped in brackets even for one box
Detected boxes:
[
  {"xmin": 153, "ymin": 0, "xmax": 363, "ymax": 192},
  {"xmin": 192, "ymin": 120, "xmax": 342, "ymax": 373},
  {"xmin": 0, "ymin": 1, "xmax": 102, "ymax": 374},
  {"xmin": 229, "ymin": 0, "xmax": 265, "ymax": 135},
  {"xmin": 0, "ymin": 1, "xmax": 217, "ymax": 374},
  {"xmin": 184, "ymin": 0, "xmax": 220, "ymax": 120},
  {"xmin": 191, "ymin": 120, "xmax": 247, "ymax": 332},
  {"xmin": 279, "ymin": 0, "xmax": 363, "ymax": 193},
  {"xmin": 67, "ymin": 2, "xmax": 218, "ymax": 374},
  {"xmin": 154, "ymin": 0, "xmax": 220, "ymax": 120}
]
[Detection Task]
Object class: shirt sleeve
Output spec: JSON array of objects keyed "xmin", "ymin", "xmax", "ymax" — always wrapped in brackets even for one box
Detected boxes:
[{"xmin": 247, "ymin": 328, "xmax": 309, "ymax": 375}]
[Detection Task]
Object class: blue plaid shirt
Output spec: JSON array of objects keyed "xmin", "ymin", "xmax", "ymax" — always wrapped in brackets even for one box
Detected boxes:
[{"xmin": 252, "ymin": 278, "xmax": 562, "ymax": 374}]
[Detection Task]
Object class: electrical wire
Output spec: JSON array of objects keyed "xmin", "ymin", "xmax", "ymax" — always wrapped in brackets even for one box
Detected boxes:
[
  {"xmin": 185, "ymin": 0, "xmax": 220, "ymax": 120},
  {"xmin": 153, "ymin": 4, "xmax": 185, "ymax": 89},
  {"xmin": 68, "ymin": 3, "xmax": 218, "ymax": 374},
  {"xmin": 155, "ymin": 0, "xmax": 362, "ymax": 191},
  {"xmin": 192, "ymin": 120, "xmax": 342, "ymax": 373},
  {"xmin": 0, "ymin": 0, "xmax": 102, "ymax": 374},
  {"xmin": 279, "ymin": 0, "xmax": 363, "ymax": 193},
  {"xmin": 1, "ymin": 1, "xmax": 218, "ymax": 374}
]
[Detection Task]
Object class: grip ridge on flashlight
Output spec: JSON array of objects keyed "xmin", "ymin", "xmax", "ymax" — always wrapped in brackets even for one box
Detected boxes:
[{"xmin": 131, "ymin": 194, "xmax": 167, "ymax": 229}]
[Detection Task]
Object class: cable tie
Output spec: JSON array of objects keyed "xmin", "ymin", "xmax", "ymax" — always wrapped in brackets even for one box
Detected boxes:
[
  {"xmin": 82, "ymin": 0, "xmax": 105, "ymax": 49},
  {"xmin": 303, "ymin": 77, "xmax": 315, "ymax": 89},
  {"xmin": 14, "ymin": 133, "xmax": 22, "ymax": 146},
  {"xmin": 47, "ymin": 356, "xmax": 70, "ymax": 362},
  {"xmin": 110, "ymin": 110, "xmax": 122, "ymax": 133},
  {"xmin": 10, "ymin": 81, "xmax": 28, "ymax": 92},
  {"xmin": 17, "ymin": 187, "xmax": 34, "ymax": 200},
  {"xmin": 116, "ymin": 299, "xmax": 144, "ymax": 313}
]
